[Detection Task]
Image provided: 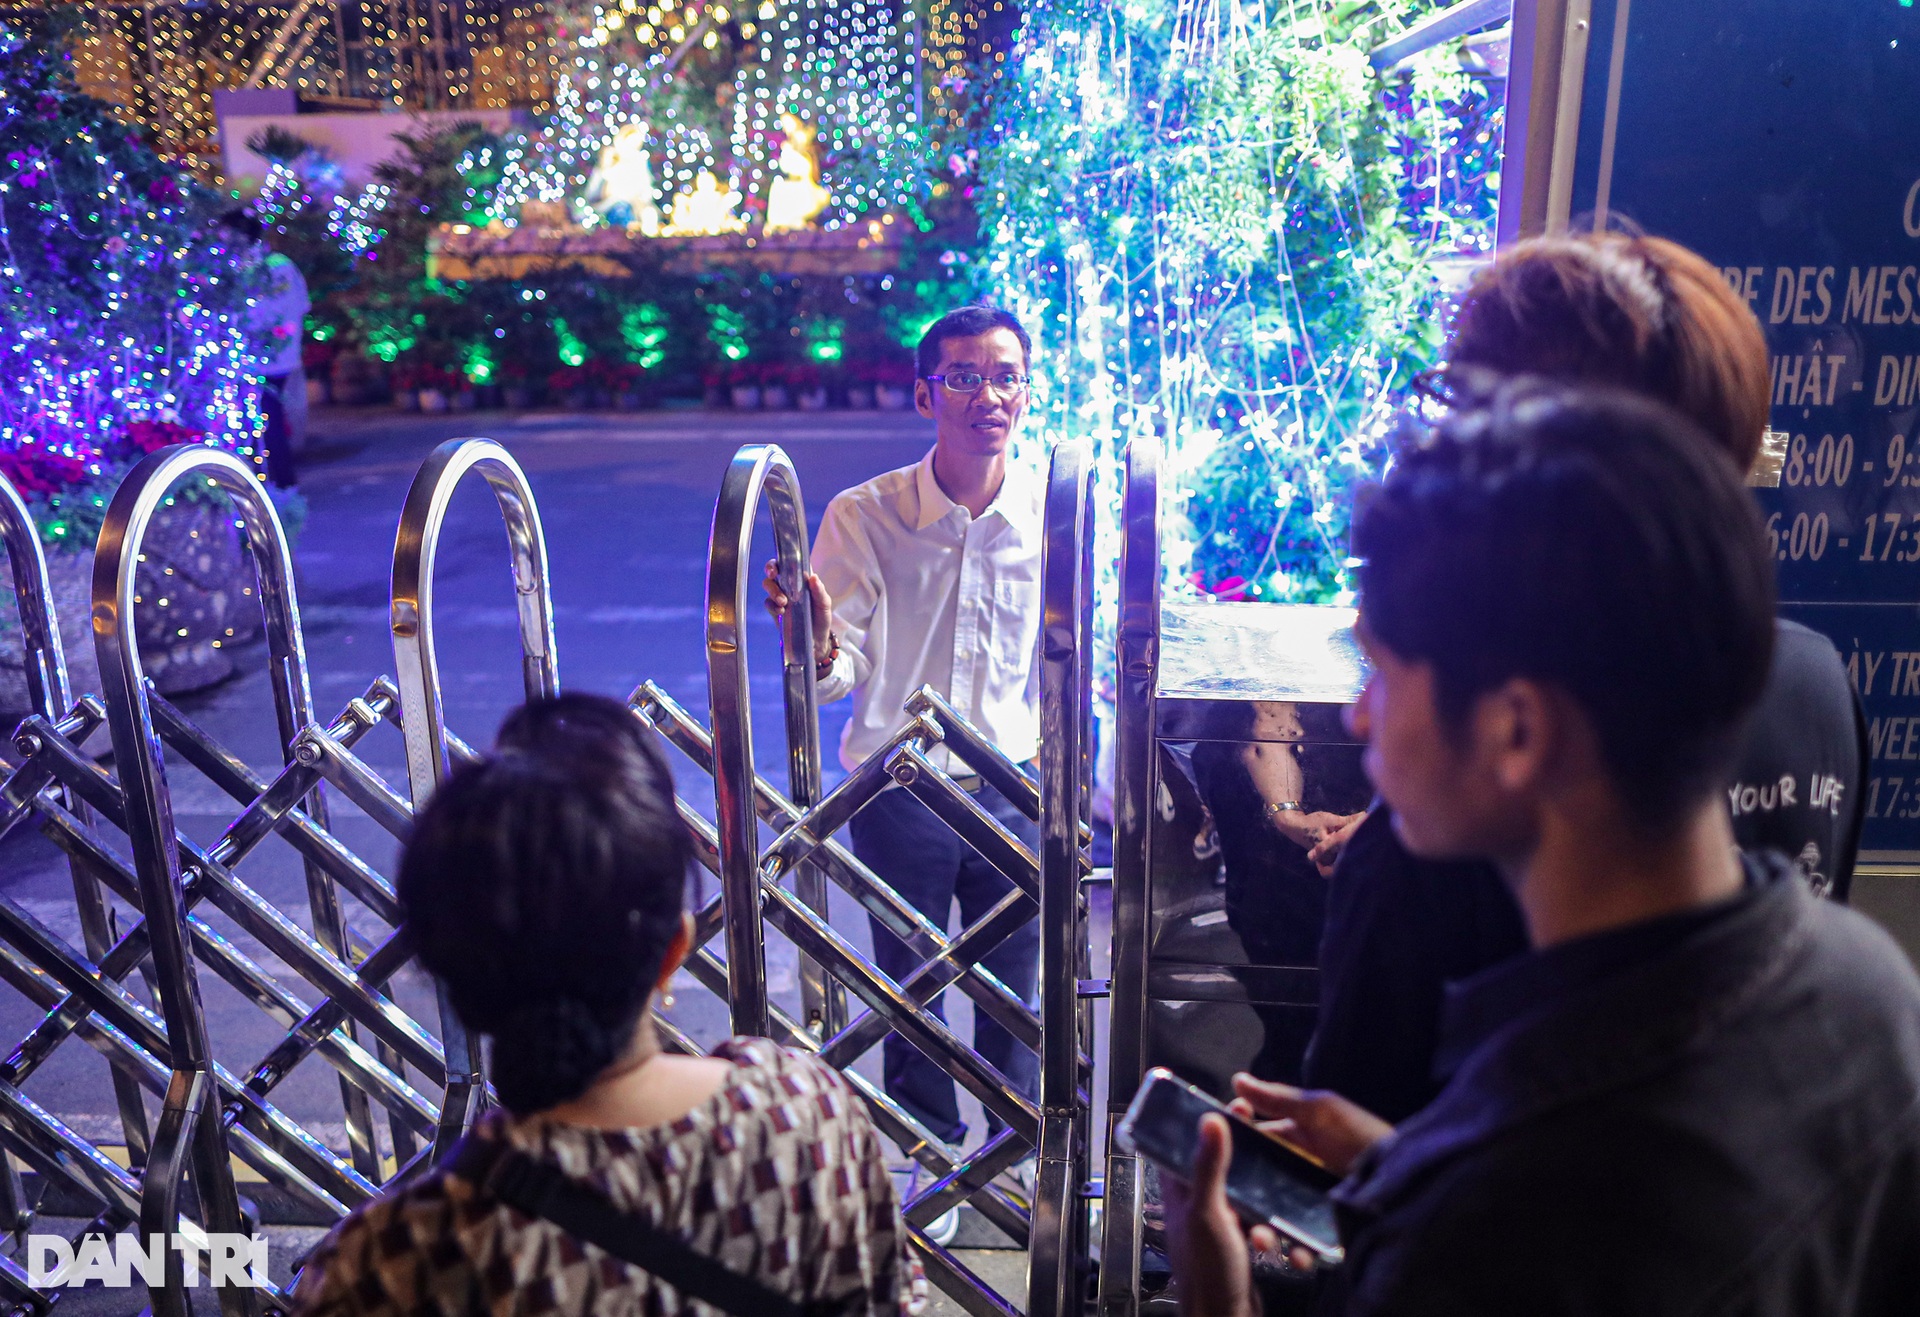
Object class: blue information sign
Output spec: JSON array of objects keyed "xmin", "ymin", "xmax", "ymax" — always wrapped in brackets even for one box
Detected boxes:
[{"xmin": 1554, "ymin": 0, "xmax": 1920, "ymax": 853}]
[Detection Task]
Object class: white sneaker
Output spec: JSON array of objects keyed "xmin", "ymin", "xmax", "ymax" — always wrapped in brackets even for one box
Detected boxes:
[{"xmin": 924, "ymin": 1205, "xmax": 961, "ymax": 1247}]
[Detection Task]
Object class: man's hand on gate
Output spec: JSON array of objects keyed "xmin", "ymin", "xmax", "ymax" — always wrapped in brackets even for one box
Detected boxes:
[
  {"xmin": 1163, "ymin": 1114, "xmax": 1264, "ymax": 1317},
  {"xmin": 1229, "ymin": 1074, "xmax": 1392, "ymax": 1178},
  {"xmin": 761, "ymin": 559, "xmax": 836, "ymax": 664}
]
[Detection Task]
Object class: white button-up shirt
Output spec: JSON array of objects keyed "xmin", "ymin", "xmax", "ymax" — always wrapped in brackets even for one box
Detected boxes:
[{"xmin": 811, "ymin": 449, "xmax": 1043, "ymax": 773}]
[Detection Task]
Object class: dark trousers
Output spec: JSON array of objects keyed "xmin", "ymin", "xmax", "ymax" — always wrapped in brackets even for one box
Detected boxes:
[
  {"xmin": 851, "ymin": 779, "xmax": 1041, "ymax": 1145},
  {"xmin": 261, "ymin": 372, "xmax": 299, "ymax": 488}
]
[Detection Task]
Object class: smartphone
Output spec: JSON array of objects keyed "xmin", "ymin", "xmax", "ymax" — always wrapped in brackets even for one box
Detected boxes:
[{"xmin": 1116, "ymin": 1067, "xmax": 1344, "ymax": 1266}]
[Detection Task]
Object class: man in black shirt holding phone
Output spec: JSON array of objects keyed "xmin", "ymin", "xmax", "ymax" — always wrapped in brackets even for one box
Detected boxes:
[{"xmin": 1166, "ymin": 383, "xmax": 1920, "ymax": 1317}]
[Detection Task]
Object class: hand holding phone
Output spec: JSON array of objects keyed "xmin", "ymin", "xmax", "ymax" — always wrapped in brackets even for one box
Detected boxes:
[
  {"xmin": 1227, "ymin": 1073, "xmax": 1394, "ymax": 1180},
  {"xmin": 1118, "ymin": 1068, "xmax": 1345, "ymax": 1266}
]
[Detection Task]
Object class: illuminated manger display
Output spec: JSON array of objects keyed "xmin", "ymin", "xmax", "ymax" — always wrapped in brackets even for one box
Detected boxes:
[{"xmin": 472, "ymin": 0, "xmax": 953, "ymax": 239}]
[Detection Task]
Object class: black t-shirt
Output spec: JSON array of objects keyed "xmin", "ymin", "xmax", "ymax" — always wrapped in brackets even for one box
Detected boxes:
[
  {"xmin": 1725, "ymin": 618, "xmax": 1868, "ymax": 901},
  {"xmin": 1302, "ymin": 808, "xmax": 1526, "ymax": 1123},
  {"xmin": 1303, "ymin": 618, "xmax": 1868, "ymax": 1124},
  {"xmin": 1332, "ymin": 867, "xmax": 1920, "ymax": 1317}
]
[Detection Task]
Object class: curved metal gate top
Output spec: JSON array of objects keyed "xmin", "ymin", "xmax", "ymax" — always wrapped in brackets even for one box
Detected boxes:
[
  {"xmin": 1, "ymin": 477, "xmax": 72, "ymax": 726},
  {"xmin": 0, "ymin": 437, "xmax": 566, "ymax": 1315},
  {"xmin": 705, "ymin": 444, "xmax": 826, "ymax": 1040},
  {"xmin": 391, "ymin": 437, "xmax": 560, "ymax": 810},
  {"xmin": 1099, "ymin": 437, "xmax": 1160, "ymax": 1317},
  {"xmin": 390, "ymin": 436, "xmax": 563, "ymax": 1159},
  {"xmin": 93, "ymin": 445, "xmax": 320, "ymax": 1317}
]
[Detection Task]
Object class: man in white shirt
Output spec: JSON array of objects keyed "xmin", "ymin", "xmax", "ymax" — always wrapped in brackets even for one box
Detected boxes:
[{"xmin": 765, "ymin": 305, "xmax": 1043, "ymax": 1164}]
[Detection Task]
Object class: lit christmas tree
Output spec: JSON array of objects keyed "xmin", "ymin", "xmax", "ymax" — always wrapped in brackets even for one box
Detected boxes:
[{"xmin": 0, "ymin": 13, "xmax": 266, "ymax": 548}]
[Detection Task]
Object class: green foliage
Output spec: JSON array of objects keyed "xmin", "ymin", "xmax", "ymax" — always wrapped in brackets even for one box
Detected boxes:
[
  {"xmin": 246, "ymin": 125, "xmax": 317, "ymax": 166},
  {"xmin": 622, "ymin": 304, "xmax": 670, "ymax": 368},
  {"xmin": 974, "ymin": 0, "xmax": 1501, "ymax": 606}
]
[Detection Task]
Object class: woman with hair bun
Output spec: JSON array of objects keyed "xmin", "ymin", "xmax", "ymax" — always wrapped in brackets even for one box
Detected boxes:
[{"xmin": 292, "ymin": 693, "xmax": 924, "ymax": 1317}]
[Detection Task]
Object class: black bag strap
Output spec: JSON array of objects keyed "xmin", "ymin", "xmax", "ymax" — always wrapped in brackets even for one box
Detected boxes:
[{"xmin": 446, "ymin": 1134, "xmax": 811, "ymax": 1317}]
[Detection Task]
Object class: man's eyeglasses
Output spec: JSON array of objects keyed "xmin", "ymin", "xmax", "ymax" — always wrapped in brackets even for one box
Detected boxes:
[{"xmin": 925, "ymin": 370, "xmax": 1031, "ymax": 395}]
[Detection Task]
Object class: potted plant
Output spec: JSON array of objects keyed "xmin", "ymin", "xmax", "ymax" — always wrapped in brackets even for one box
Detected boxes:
[
  {"xmin": 416, "ymin": 362, "xmax": 457, "ymax": 413},
  {"xmin": 601, "ymin": 360, "xmax": 645, "ymax": 410},
  {"xmin": 391, "ymin": 362, "xmax": 421, "ymax": 410},
  {"xmin": 793, "ymin": 361, "xmax": 828, "ymax": 410},
  {"xmin": 548, "ymin": 363, "xmax": 594, "ymax": 409},
  {"xmin": 874, "ymin": 359, "xmax": 914, "ymax": 410},
  {"xmin": 500, "ymin": 358, "xmax": 538, "ymax": 410},
  {"xmin": 845, "ymin": 362, "xmax": 876, "ymax": 410},
  {"xmin": 302, "ymin": 339, "xmax": 336, "ymax": 406},
  {"xmin": 729, "ymin": 362, "xmax": 762, "ymax": 410},
  {"xmin": 761, "ymin": 363, "xmax": 793, "ymax": 410}
]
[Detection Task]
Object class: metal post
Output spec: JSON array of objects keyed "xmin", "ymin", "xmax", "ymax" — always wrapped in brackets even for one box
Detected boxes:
[
  {"xmin": 1098, "ymin": 438, "xmax": 1160, "ymax": 1317},
  {"xmin": 1030, "ymin": 442, "xmax": 1094, "ymax": 1317},
  {"xmin": 704, "ymin": 445, "xmax": 830, "ymax": 1039},
  {"xmin": 391, "ymin": 437, "xmax": 560, "ymax": 1156},
  {"xmin": 94, "ymin": 446, "xmax": 285, "ymax": 1317},
  {"xmin": 1, "ymin": 474, "xmax": 155, "ymax": 1184}
]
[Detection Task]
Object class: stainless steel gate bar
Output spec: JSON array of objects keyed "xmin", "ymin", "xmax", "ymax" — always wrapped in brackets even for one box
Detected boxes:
[
  {"xmin": 11, "ymin": 721, "xmax": 448, "ymax": 1080},
  {"xmin": 902, "ymin": 687, "xmax": 1096, "ymax": 855},
  {"xmin": 756, "ymin": 716, "xmax": 943, "ymax": 881},
  {"xmin": 9, "ymin": 790, "xmax": 437, "ymax": 1145},
  {"xmin": 669, "ymin": 799, "xmax": 1039, "ymax": 1245},
  {"xmin": 148, "ymin": 681, "xmax": 406, "ymax": 916},
  {"xmin": 390, "ymin": 438, "xmax": 559, "ymax": 1156},
  {"xmin": 1, "ymin": 474, "xmax": 157, "ymax": 1182},
  {"xmin": 703, "ymin": 444, "xmax": 835, "ymax": 1039},
  {"xmin": 93, "ymin": 445, "xmax": 327, "ymax": 1317},
  {"xmin": 0, "ymin": 935, "xmax": 361, "ymax": 1224},
  {"xmin": 1097, "ymin": 438, "xmax": 1159, "ymax": 1317},
  {"xmin": 884, "ymin": 744, "xmax": 1041, "ymax": 900},
  {"xmin": 1030, "ymin": 442, "xmax": 1097, "ymax": 1317},
  {"xmin": 634, "ymin": 683, "xmax": 1038, "ymax": 1045},
  {"xmin": 2, "ymin": 714, "xmax": 434, "ymax": 1128},
  {"xmin": 0, "ymin": 843, "xmax": 386, "ymax": 1214}
]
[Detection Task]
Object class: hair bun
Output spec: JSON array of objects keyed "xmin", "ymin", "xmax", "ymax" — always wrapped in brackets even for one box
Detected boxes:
[{"xmin": 488, "ymin": 998, "xmax": 621, "ymax": 1115}]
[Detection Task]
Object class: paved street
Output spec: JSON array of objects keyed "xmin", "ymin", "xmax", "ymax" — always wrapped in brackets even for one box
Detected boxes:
[{"xmin": 1, "ymin": 406, "xmax": 1033, "ymax": 1304}]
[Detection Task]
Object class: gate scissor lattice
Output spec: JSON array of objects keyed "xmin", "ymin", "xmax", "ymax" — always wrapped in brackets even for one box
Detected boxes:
[{"xmin": 0, "ymin": 434, "xmax": 1102, "ymax": 1317}]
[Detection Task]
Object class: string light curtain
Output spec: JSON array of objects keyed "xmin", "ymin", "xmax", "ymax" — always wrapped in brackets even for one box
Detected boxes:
[
  {"xmin": 50, "ymin": 2, "xmax": 562, "ymax": 173},
  {"xmin": 978, "ymin": 0, "xmax": 1503, "ymax": 624},
  {"xmin": 485, "ymin": 0, "xmax": 945, "ymax": 229}
]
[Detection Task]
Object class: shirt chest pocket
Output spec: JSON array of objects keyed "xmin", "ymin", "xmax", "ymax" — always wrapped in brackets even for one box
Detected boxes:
[{"xmin": 992, "ymin": 577, "xmax": 1043, "ymax": 674}]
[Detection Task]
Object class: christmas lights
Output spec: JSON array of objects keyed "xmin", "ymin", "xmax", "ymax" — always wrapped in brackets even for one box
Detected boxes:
[
  {"xmin": 1, "ymin": 17, "xmax": 268, "ymax": 546},
  {"xmin": 977, "ymin": 0, "xmax": 1502, "ymax": 625},
  {"xmin": 481, "ymin": 0, "xmax": 953, "ymax": 234}
]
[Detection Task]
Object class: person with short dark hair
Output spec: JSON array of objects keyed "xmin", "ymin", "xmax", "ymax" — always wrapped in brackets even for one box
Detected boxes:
[
  {"xmin": 1166, "ymin": 383, "xmax": 1920, "ymax": 1317},
  {"xmin": 763, "ymin": 304, "xmax": 1041, "ymax": 1240},
  {"xmin": 1301, "ymin": 232, "xmax": 1870, "ymax": 1126},
  {"xmin": 291, "ymin": 694, "xmax": 924, "ymax": 1317}
]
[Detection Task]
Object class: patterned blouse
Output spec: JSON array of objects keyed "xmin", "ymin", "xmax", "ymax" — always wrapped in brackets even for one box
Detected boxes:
[{"xmin": 292, "ymin": 1038, "xmax": 927, "ymax": 1317}]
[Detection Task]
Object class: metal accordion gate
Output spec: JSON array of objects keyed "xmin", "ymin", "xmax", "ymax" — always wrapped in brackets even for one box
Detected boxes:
[{"xmin": 0, "ymin": 434, "xmax": 1101, "ymax": 1317}]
